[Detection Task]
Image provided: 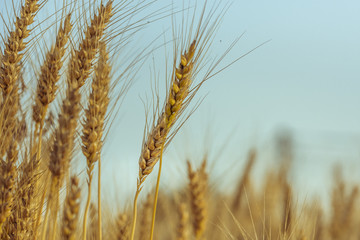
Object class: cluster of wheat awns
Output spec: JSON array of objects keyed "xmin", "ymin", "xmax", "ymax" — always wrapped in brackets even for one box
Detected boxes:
[{"xmin": 0, "ymin": 0, "xmax": 223, "ymax": 239}]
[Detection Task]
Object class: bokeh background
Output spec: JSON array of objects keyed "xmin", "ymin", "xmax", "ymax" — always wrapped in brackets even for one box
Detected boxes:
[{"xmin": 1, "ymin": 0, "xmax": 359, "ymax": 207}]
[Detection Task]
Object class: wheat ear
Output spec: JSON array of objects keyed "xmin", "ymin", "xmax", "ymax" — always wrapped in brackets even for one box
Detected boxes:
[
  {"xmin": 116, "ymin": 214, "xmax": 131, "ymax": 240},
  {"xmin": 176, "ymin": 202, "xmax": 189, "ymax": 240},
  {"xmin": 232, "ymin": 149, "xmax": 256, "ymax": 211},
  {"xmin": 32, "ymin": 13, "xmax": 72, "ymax": 128},
  {"xmin": 130, "ymin": 40, "xmax": 196, "ymax": 240},
  {"xmin": 187, "ymin": 160, "xmax": 208, "ymax": 240},
  {"xmin": 82, "ymin": 41, "xmax": 111, "ymax": 240},
  {"xmin": 61, "ymin": 176, "xmax": 81, "ymax": 240},
  {"xmin": 7, "ymin": 153, "xmax": 39, "ymax": 239}
]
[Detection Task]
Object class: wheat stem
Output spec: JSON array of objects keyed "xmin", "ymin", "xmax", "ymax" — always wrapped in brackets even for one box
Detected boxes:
[
  {"xmin": 149, "ymin": 145, "xmax": 164, "ymax": 240},
  {"xmin": 98, "ymin": 157, "xmax": 102, "ymax": 240},
  {"xmin": 130, "ymin": 190, "xmax": 140, "ymax": 240},
  {"xmin": 83, "ymin": 178, "xmax": 92, "ymax": 240}
]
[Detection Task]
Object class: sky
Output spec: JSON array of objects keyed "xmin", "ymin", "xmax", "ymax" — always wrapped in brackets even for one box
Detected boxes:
[{"xmin": 1, "ymin": 0, "xmax": 360, "ymax": 204}]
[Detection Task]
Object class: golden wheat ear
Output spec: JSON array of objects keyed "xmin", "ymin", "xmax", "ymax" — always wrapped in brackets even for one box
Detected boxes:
[
  {"xmin": 61, "ymin": 176, "xmax": 81, "ymax": 240},
  {"xmin": 176, "ymin": 202, "xmax": 190, "ymax": 240},
  {"xmin": 115, "ymin": 213, "xmax": 131, "ymax": 240},
  {"xmin": 232, "ymin": 149, "xmax": 256, "ymax": 212},
  {"xmin": 187, "ymin": 160, "xmax": 208, "ymax": 240},
  {"xmin": 129, "ymin": 40, "xmax": 197, "ymax": 240},
  {"xmin": 82, "ymin": 41, "xmax": 111, "ymax": 240},
  {"xmin": 32, "ymin": 13, "xmax": 72, "ymax": 130}
]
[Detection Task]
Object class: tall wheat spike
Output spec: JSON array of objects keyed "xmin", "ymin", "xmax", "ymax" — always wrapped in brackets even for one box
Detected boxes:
[
  {"xmin": 61, "ymin": 176, "xmax": 81, "ymax": 240},
  {"xmin": 32, "ymin": 13, "xmax": 72, "ymax": 129},
  {"xmin": 0, "ymin": 0, "xmax": 40, "ymax": 156},
  {"xmin": 130, "ymin": 40, "xmax": 197, "ymax": 240},
  {"xmin": 82, "ymin": 41, "xmax": 111, "ymax": 240},
  {"xmin": 187, "ymin": 160, "xmax": 208, "ymax": 240}
]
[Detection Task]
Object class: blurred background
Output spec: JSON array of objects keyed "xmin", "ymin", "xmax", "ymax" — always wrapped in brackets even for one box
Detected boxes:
[
  {"xmin": 103, "ymin": 0, "xmax": 360, "ymax": 205},
  {"xmin": 1, "ymin": 0, "xmax": 360, "ymax": 206}
]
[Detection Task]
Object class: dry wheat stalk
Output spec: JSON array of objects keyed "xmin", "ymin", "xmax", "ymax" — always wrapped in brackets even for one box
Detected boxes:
[
  {"xmin": 82, "ymin": 41, "xmax": 111, "ymax": 240},
  {"xmin": 88, "ymin": 203, "xmax": 98, "ymax": 240},
  {"xmin": 187, "ymin": 160, "xmax": 208, "ymax": 240},
  {"xmin": 61, "ymin": 176, "xmax": 81, "ymax": 240},
  {"xmin": 139, "ymin": 193, "xmax": 153, "ymax": 240}
]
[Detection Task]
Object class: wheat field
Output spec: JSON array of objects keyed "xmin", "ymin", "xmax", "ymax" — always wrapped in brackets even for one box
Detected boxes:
[{"xmin": 0, "ymin": 0, "xmax": 359, "ymax": 239}]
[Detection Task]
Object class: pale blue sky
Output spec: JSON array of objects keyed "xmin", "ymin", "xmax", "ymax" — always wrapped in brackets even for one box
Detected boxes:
[{"xmin": 1, "ymin": 0, "xmax": 360, "ymax": 204}]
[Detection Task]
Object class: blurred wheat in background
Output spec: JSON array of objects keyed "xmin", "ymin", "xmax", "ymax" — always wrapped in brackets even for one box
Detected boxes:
[{"xmin": 0, "ymin": 0, "xmax": 359, "ymax": 239}]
